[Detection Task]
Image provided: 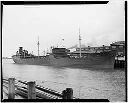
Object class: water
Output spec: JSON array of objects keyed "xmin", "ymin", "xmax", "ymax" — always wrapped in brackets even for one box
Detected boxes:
[{"xmin": 2, "ymin": 59, "xmax": 125, "ymax": 101}]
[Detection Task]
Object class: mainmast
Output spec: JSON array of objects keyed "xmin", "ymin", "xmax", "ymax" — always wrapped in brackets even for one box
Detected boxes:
[
  {"xmin": 37, "ymin": 36, "xmax": 40, "ymax": 57},
  {"xmin": 79, "ymin": 28, "xmax": 82, "ymax": 58}
]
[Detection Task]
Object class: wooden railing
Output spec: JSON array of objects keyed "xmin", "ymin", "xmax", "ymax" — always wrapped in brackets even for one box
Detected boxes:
[{"xmin": 3, "ymin": 78, "xmax": 78, "ymax": 99}]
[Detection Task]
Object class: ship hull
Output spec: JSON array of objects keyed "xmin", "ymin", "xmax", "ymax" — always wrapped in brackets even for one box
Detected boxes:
[
  {"xmin": 12, "ymin": 51, "xmax": 116, "ymax": 69},
  {"xmin": 12, "ymin": 56, "xmax": 50, "ymax": 65}
]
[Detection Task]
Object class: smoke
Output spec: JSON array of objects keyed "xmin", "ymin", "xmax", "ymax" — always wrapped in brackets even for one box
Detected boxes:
[
  {"xmin": 67, "ymin": 44, "xmax": 77, "ymax": 49},
  {"xmin": 68, "ymin": 29, "xmax": 124, "ymax": 49}
]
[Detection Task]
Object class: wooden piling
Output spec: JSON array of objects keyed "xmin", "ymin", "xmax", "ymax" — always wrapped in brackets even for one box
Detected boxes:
[
  {"xmin": 27, "ymin": 81, "xmax": 36, "ymax": 99},
  {"xmin": 62, "ymin": 88, "xmax": 73, "ymax": 99},
  {"xmin": 114, "ymin": 59, "xmax": 125, "ymax": 69},
  {"xmin": 62, "ymin": 90, "xmax": 67, "ymax": 99},
  {"xmin": 66, "ymin": 88, "xmax": 73, "ymax": 99},
  {"xmin": 8, "ymin": 78, "xmax": 15, "ymax": 99}
]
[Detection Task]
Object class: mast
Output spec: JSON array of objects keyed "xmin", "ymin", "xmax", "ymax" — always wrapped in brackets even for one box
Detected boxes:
[
  {"xmin": 62, "ymin": 38, "xmax": 64, "ymax": 47},
  {"xmin": 37, "ymin": 36, "xmax": 40, "ymax": 57},
  {"xmin": 79, "ymin": 28, "xmax": 81, "ymax": 58}
]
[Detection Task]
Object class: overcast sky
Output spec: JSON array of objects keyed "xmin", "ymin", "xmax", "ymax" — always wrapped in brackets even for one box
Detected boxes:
[{"xmin": 2, "ymin": 0, "xmax": 125, "ymax": 57}]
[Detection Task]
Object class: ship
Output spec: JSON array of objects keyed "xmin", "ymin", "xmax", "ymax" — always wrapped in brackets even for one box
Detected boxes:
[
  {"xmin": 12, "ymin": 46, "xmax": 116, "ymax": 69},
  {"xmin": 12, "ymin": 35, "xmax": 117, "ymax": 69}
]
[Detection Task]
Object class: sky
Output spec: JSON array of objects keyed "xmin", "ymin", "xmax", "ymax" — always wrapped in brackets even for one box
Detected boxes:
[{"xmin": 2, "ymin": 0, "xmax": 125, "ymax": 57}]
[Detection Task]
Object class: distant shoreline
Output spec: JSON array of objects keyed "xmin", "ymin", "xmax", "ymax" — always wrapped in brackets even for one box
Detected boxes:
[{"xmin": 2, "ymin": 58, "xmax": 12, "ymax": 59}]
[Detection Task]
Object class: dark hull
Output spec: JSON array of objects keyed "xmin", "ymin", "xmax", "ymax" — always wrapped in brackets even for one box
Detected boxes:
[{"xmin": 12, "ymin": 51, "xmax": 116, "ymax": 69}]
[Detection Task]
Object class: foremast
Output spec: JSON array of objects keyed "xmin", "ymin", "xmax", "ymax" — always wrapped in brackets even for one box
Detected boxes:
[
  {"xmin": 79, "ymin": 28, "xmax": 82, "ymax": 58},
  {"xmin": 37, "ymin": 36, "xmax": 40, "ymax": 58}
]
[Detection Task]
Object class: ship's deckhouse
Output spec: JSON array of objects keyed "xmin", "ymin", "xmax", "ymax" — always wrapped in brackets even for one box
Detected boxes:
[{"xmin": 52, "ymin": 48, "xmax": 70, "ymax": 57}]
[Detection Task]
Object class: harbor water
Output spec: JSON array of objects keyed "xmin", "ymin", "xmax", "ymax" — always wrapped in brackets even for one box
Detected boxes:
[{"xmin": 2, "ymin": 59, "xmax": 125, "ymax": 101}]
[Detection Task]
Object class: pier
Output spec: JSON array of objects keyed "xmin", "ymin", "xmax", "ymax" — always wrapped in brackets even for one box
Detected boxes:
[
  {"xmin": 2, "ymin": 77, "xmax": 111, "ymax": 102},
  {"xmin": 114, "ymin": 57, "xmax": 125, "ymax": 69},
  {"xmin": 114, "ymin": 60, "xmax": 125, "ymax": 69},
  {"xmin": 2, "ymin": 77, "xmax": 77, "ymax": 100}
]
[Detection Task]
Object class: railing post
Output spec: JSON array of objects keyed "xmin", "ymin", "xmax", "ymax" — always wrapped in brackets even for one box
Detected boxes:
[
  {"xmin": 62, "ymin": 90, "xmax": 67, "ymax": 99},
  {"xmin": 27, "ymin": 81, "xmax": 36, "ymax": 99},
  {"xmin": 8, "ymin": 78, "xmax": 15, "ymax": 99},
  {"xmin": 66, "ymin": 88, "xmax": 73, "ymax": 99},
  {"xmin": 62, "ymin": 88, "xmax": 73, "ymax": 99}
]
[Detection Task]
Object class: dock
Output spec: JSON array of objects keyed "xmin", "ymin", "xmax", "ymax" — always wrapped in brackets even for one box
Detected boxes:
[
  {"xmin": 114, "ymin": 57, "xmax": 125, "ymax": 69},
  {"xmin": 2, "ymin": 77, "xmax": 77, "ymax": 100},
  {"xmin": 2, "ymin": 77, "xmax": 111, "ymax": 102}
]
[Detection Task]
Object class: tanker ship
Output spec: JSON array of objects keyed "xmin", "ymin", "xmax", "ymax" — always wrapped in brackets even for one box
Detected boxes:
[
  {"xmin": 12, "ymin": 46, "xmax": 116, "ymax": 69},
  {"xmin": 12, "ymin": 44, "xmax": 116, "ymax": 69}
]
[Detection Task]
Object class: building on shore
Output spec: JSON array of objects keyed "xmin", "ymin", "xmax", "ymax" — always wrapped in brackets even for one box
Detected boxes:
[
  {"xmin": 73, "ymin": 41, "xmax": 125, "ymax": 57},
  {"xmin": 110, "ymin": 41, "xmax": 125, "ymax": 57}
]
